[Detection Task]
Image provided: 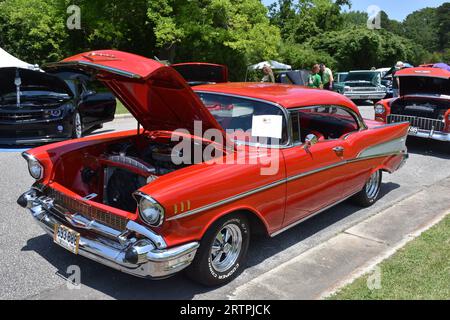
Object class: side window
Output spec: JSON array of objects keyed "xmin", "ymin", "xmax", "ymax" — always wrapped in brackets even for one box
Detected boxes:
[{"xmin": 298, "ymin": 106, "xmax": 359, "ymax": 141}]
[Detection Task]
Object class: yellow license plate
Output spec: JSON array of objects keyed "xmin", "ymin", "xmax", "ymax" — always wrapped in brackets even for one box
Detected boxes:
[{"xmin": 54, "ymin": 224, "xmax": 80, "ymax": 254}]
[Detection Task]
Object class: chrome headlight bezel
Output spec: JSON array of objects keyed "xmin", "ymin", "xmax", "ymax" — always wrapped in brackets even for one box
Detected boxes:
[
  {"xmin": 374, "ymin": 104, "xmax": 386, "ymax": 115},
  {"xmin": 135, "ymin": 192, "xmax": 165, "ymax": 227},
  {"xmin": 44, "ymin": 108, "xmax": 63, "ymax": 118},
  {"xmin": 22, "ymin": 152, "xmax": 43, "ymax": 180}
]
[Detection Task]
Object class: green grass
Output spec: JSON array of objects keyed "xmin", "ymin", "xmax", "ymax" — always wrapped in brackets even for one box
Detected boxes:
[
  {"xmin": 329, "ymin": 214, "xmax": 450, "ymax": 300},
  {"xmin": 115, "ymin": 99, "xmax": 129, "ymax": 114}
]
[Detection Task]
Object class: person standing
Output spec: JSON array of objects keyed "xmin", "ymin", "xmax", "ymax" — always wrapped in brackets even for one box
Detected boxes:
[
  {"xmin": 392, "ymin": 61, "xmax": 405, "ymax": 97},
  {"xmin": 320, "ymin": 63, "xmax": 334, "ymax": 90},
  {"xmin": 308, "ymin": 64, "xmax": 322, "ymax": 89},
  {"xmin": 261, "ymin": 65, "xmax": 275, "ymax": 83}
]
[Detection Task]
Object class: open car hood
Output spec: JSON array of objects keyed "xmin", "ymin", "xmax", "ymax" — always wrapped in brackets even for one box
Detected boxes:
[
  {"xmin": 0, "ymin": 67, "xmax": 73, "ymax": 99},
  {"xmin": 44, "ymin": 50, "xmax": 226, "ymax": 138},
  {"xmin": 396, "ymin": 67, "xmax": 450, "ymax": 97},
  {"xmin": 171, "ymin": 63, "xmax": 228, "ymax": 86}
]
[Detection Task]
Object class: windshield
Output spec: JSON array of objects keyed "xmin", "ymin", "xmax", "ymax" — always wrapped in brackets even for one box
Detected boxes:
[
  {"xmin": 346, "ymin": 72, "xmax": 380, "ymax": 83},
  {"xmin": 0, "ymin": 68, "xmax": 72, "ymax": 102},
  {"xmin": 196, "ymin": 92, "xmax": 288, "ymax": 146},
  {"xmin": 1, "ymin": 90, "xmax": 69, "ymax": 100}
]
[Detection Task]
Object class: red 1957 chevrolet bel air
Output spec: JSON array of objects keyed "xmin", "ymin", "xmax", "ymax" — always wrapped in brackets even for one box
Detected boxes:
[{"xmin": 18, "ymin": 50, "xmax": 409, "ymax": 286}]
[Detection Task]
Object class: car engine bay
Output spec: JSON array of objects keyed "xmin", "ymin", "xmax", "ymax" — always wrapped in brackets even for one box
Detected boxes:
[{"xmin": 53, "ymin": 134, "xmax": 218, "ymax": 213}]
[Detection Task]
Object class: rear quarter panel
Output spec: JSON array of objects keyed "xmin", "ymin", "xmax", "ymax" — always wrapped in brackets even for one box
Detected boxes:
[{"xmin": 342, "ymin": 121, "xmax": 409, "ymax": 194}]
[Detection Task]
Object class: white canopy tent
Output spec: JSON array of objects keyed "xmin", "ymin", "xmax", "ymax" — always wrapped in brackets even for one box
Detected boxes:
[
  {"xmin": 245, "ymin": 60, "xmax": 292, "ymax": 81},
  {"xmin": 0, "ymin": 47, "xmax": 40, "ymax": 70},
  {"xmin": 248, "ymin": 60, "xmax": 292, "ymax": 71}
]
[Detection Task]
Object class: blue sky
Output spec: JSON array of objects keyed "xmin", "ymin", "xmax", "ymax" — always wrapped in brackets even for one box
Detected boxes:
[{"xmin": 262, "ymin": 0, "xmax": 447, "ymax": 21}]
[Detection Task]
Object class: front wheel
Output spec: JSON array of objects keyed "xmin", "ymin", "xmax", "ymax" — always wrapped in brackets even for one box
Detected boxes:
[
  {"xmin": 71, "ymin": 111, "xmax": 83, "ymax": 139},
  {"xmin": 352, "ymin": 170, "xmax": 382, "ymax": 207},
  {"xmin": 186, "ymin": 214, "xmax": 250, "ymax": 286}
]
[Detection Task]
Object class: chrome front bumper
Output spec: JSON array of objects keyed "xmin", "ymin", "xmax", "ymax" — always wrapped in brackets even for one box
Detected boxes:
[
  {"xmin": 409, "ymin": 129, "xmax": 450, "ymax": 142},
  {"xmin": 18, "ymin": 189, "xmax": 199, "ymax": 279}
]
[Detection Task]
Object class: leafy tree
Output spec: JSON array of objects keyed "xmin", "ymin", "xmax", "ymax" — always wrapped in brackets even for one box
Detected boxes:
[
  {"xmin": 146, "ymin": 0, "xmax": 281, "ymax": 80},
  {"xmin": 379, "ymin": 11, "xmax": 404, "ymax": 36},
  {"xmin": 403, "ymin": 8, "xmax": 439, "ymax": 53},
  {"xmin": 269, "ymin": 0, "xmax": 351, "ymax": 42},
  {"xmin": 0, "ymin": 0, "xmax": 68, "ymax": 64},
  {"xmin": 341, "ymin": 10, "xmax": 368, "ymax": 28},
  {"xmin": 279, "ymin": 41, "xmax": 336, "ymax": 70},
  {"xmin": 308, "ymin": 26, "xmax": 427, "ymax": 71},
  {"xmin": 58, "ymin": 0, "xmax": 156, "ymax": 57},
  {"xmin": 436, "ymin": 3, "xmax": 450, "ymax": 51}
]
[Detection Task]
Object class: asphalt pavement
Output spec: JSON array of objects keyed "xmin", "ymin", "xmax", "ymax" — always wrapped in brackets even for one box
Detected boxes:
[{"xmin": 0, "ymin": 106, "xmax": 449, "ymax": 300}]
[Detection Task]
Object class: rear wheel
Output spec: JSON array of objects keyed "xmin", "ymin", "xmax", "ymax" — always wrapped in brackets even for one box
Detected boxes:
[
  {"xmin": 352, "ymin": 170, "xmax": 382, "ymax": 207},
  {"xmin": 186, "ymin": 214, "xmax": 250, "ymax": 286}
]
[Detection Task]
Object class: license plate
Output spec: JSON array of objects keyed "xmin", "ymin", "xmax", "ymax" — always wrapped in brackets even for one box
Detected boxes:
[
  {"xmin": 54, "ymin": 224, "xmax": 80, "ymax": 254},
  {"xmin": 408, "ymin": 126, "xmax": 419, "ymax": 135}
]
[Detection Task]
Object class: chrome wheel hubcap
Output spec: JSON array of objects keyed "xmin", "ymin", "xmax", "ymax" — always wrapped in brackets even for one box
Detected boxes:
[
  {"xmin": 75, "ymin": 113, "xmax": 82, "ymax": 138},
  {"xmin": 210, "ymin": 224, "xmax": 242, "ymax": 273},
  {"xmin": 366, "ymin": 171, "xmax": 380, "ymax": 199}
]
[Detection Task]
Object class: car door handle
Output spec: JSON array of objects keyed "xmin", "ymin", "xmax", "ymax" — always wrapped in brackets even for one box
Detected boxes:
[{"xmin": 333, "ymin": 146, "xmax": 345, "ymax": 156}]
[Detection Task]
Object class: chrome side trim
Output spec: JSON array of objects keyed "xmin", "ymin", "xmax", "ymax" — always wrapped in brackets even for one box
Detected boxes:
[
  {"xmin": 166, "ymin": 150, "xmax": 406, "ymax": 222},
  {"xmin": 270, "ymin": 191, "xmax": 359, "ymax": 237},
  {"xmin": 357, "ymin": 137, "xmax": 407, "ymax": 158},
  {"xmin": 166, "ymin": 179, "xmax": 286, "ymax": 221},
  {"xmin": 371, "ymin": 121, "xmax": 410, "ymax": 129},
  {"xmin": 286, "ymin": 161, "xmax": 347, "ymax": 183}
]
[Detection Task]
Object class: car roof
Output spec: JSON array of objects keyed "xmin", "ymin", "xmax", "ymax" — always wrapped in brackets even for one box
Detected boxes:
[{"xmin": 194, "ymin": 82, "xmax": 358, "ymax": 113}]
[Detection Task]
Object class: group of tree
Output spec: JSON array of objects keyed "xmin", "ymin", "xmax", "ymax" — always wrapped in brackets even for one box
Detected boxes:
[{"xmin": 0, "ymin": 0, "xmax": 448, "ymax": 79}]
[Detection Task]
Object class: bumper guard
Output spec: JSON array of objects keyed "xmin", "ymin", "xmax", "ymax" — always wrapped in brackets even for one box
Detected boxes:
[{"xmin": 18, "ymin": 189, "xmax": 199, "ymax": 279}]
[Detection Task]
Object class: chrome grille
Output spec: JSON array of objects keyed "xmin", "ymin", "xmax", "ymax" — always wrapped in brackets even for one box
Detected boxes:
[
  {"xmin": 0, "ymin": 110, "xmax": 46, "ymax": 122},
  {"xmin": 351, "ymin": 87, "xmax": 377, "ymax": 92},
  {"xmin": 388, "ymin": 114, "xmax": 445, "ymax": 132},
  {"xmin": 45, "ymin": 187, "xmax": 128, "ymax": 231}
]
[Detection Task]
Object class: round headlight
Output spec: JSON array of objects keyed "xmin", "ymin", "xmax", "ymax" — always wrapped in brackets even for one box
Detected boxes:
[
  {"xmin": 23, "ymin": 153, "xmax": 43, "ymax": 180},
  {"xmin": 374, "ymin": 104, "xmax": 386, "ymax": 115},
  {"xmin": 344, "ymin": 86, "xmax": 351, "ymax": 92},
  {"xmin": 138, "ymin": 195, "xmax": 164, "ymax": 227}
]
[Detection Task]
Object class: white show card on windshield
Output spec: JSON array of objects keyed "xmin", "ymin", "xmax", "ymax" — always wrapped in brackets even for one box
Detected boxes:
[{"xmin": 251, "ymin": 115, "xmax": 283, "ymax": 139}]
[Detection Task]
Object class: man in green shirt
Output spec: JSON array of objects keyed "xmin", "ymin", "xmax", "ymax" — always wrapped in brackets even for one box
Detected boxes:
[
  {"xmin": 308, "ymin": 64, "xmax": 322, "ymax": 88},
  {"xmin": 320, "ymin": 63, "xmax": 334, "ymax": 90}
]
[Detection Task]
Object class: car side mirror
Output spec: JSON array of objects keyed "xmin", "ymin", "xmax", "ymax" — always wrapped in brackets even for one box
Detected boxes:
[
  {"xmin": 82, "ymin": 90, "xmax": 96, "ymax": 98},
  {"xmin": 304, "ymin": 134, "xmax": 318, "ymax": 151}
]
